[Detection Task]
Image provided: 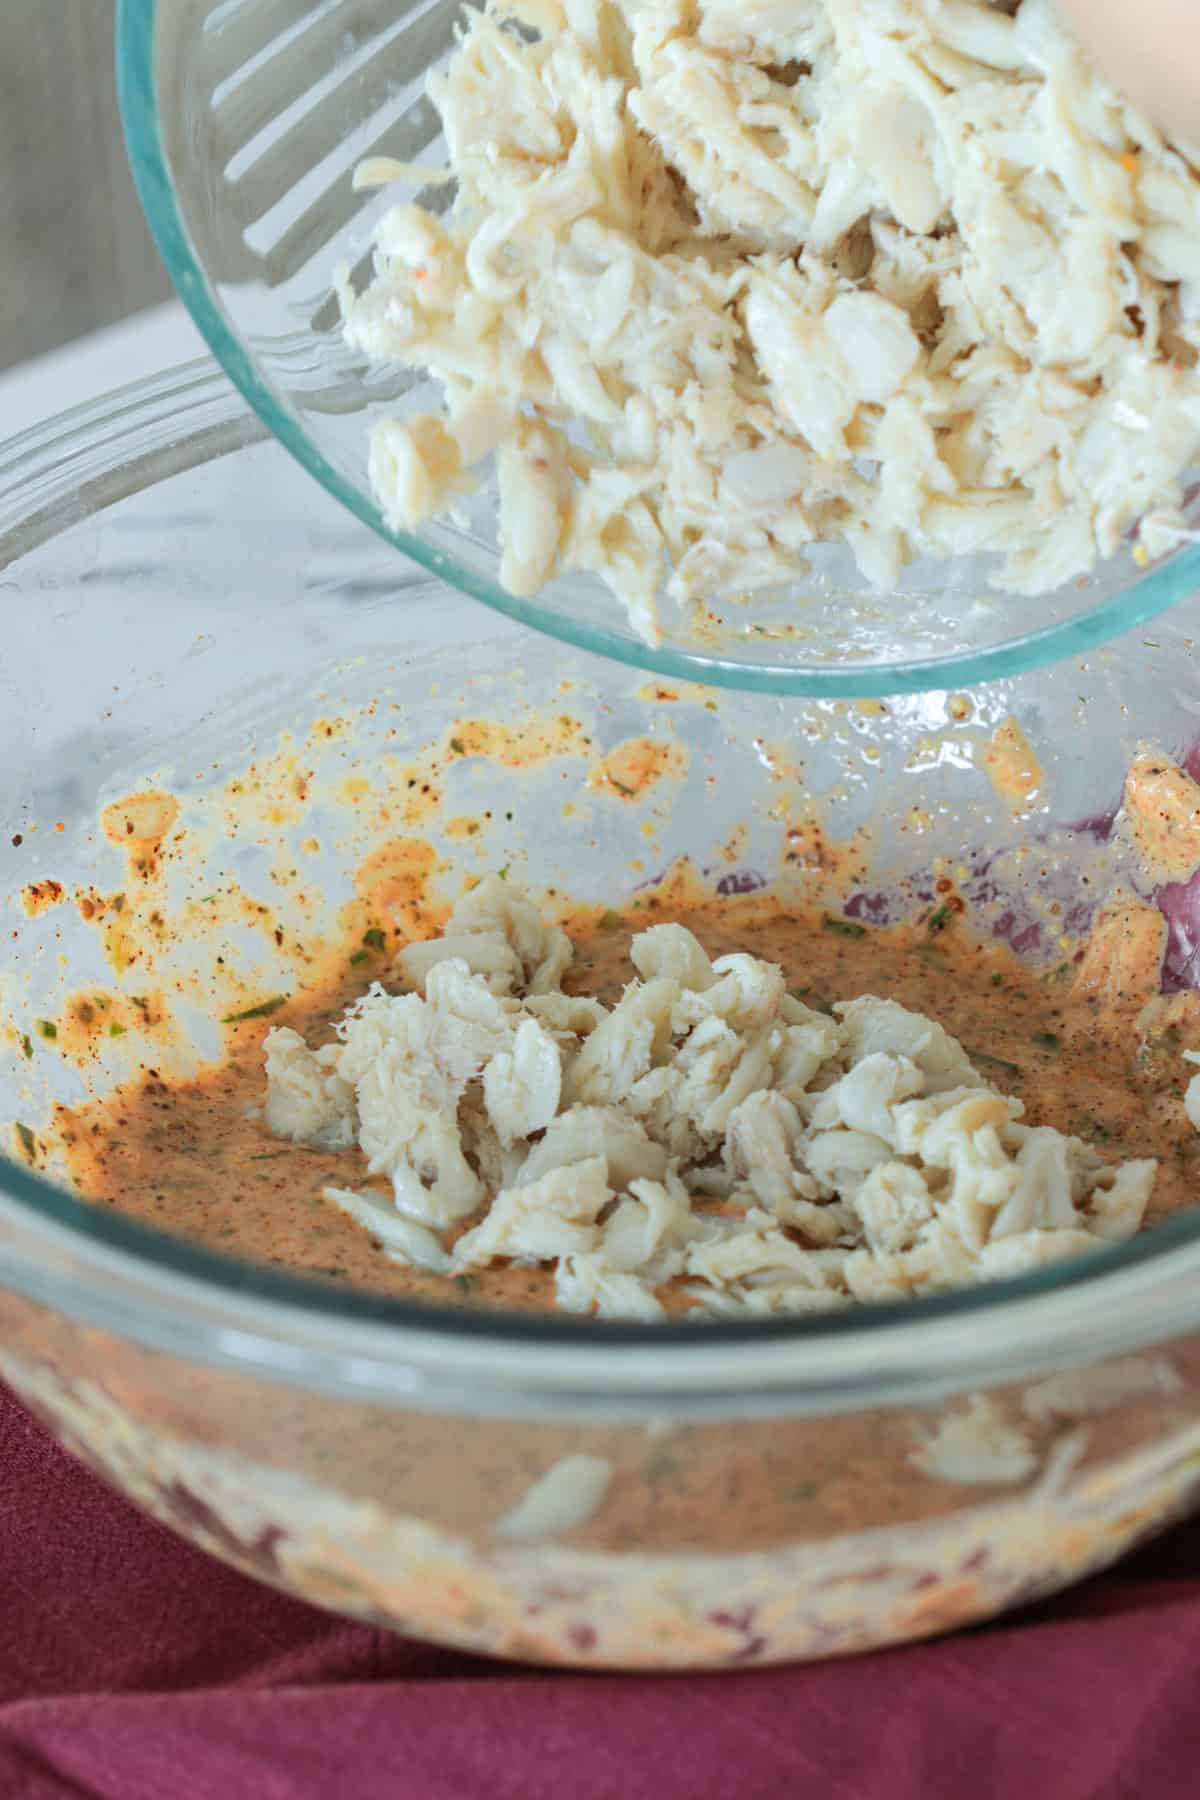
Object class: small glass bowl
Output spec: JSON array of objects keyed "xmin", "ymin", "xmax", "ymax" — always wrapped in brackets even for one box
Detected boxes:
[{"xmin": 116, "ymin": 0, "xmax": 1200, "ymax": 697}]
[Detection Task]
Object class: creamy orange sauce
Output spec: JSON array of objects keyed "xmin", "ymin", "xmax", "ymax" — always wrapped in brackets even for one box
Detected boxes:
[
  {"xmin": 100, "ymin": 790, "xmax": 180, "ymax": 880},
  {"xmin": 591, "ymin": 737, "xmax": 684, "ymax": 800},
  {"xmin": 1124, "ymin": 753, "xmax": 1200, "ymax": 880},
  {"xmin": 982, "ymin": 718, "xmax": 1042, "ymax": 812},
  {"xmin": 21, "ymin": 878, "xmax": 66, "ymax": 918},
  {"xmin": 55, "ymin": 893, "xmax": 1200, "ymax": 1311},
  {"xmin": 447, "ymin": 713, "xmax": 591, "ymax": 768}
]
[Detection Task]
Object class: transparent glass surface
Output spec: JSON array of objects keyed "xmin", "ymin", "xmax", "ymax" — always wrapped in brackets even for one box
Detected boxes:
[
  {"xmin": 3, "ymin": 362, "xmax": 1200, "ymax": 1666},
  {"xmin": 116, "ymin": 0, "xmax": 1200, "ymax": 697}
]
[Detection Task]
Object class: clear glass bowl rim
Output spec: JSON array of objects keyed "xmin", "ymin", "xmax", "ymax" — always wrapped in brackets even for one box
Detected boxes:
[
  {"xmin": 6, "ymin": 357, "xmax": 1200, "ymax": 1416},
  {"xmin": 114, "ymin": 0, "xmax": 1200, "ymax": 702}
]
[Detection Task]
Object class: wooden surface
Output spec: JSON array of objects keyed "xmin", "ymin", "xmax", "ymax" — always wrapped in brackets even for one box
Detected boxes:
[{"xmin": 0, "ymin": 4, "xmax": 170, "ymax": 374}]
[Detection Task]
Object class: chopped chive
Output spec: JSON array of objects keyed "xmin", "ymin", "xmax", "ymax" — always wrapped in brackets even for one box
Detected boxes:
[
  {"xmin": 926, "ymin": 903, "xmax": 953, "ymax": 934},
  {"xmin": 822, "ymin": 913, "xmax": 866, "ymax": 938},
  {"xmin": 497, "ymin": 864, "xmax": 510, "ymax": 880},
  {"xmin": 35, "ymin": 1020, "xmax": 57, "ymax": 1041},
  {"xmin": 221, "ymin": 996, "xmax": 287, "ymax": 1024},
  {"xmin": 1033, "ymin": 1030, "xmax": 1059, "ymax": 1050},
  {"xmin": 109, "ymin": 1023, "xmax": 125, "ymax": 1038},
  {"xmin": 453, "ymin": 1273, "xmax": 477, "ymax": 1292},
  {"xmin": 967, "ymin": 1049, "xmax": 1021, "ymax": 1077},
  {"xmin": 349, "ymin": 950, "xmax": 369, "ymax": 966},
  {"xmin": 14, "ymin": 1122, "xmax": 36, "ymax": 1159},
  {"xmin": 111, "ymin": 893, "xmax": 126, "ymax": 913},
  {"xmin": 1043, "ymin": 962, "xmax": 1074, "ymax": 985},
  {"xmin": 197, "ymin": 894, "xmax": 218, "ymax": 905},
  {"xmin": 449, "ymin": 736, "xmax": 466, "ymax": 755},
  {"xmin": 20, "ymin": 1035, "xmax": 32, "ymax": 1060},
  {"xmin": 362, "ymin": 927, "xmax": 387, "ymax": 951},
  {"xmin": 599, "ymin": 908, "xmax": 624, "ymax": 930},
  {"xmin": 990, "ymin": 972, "xmax": 1005, "ymax": 988}
]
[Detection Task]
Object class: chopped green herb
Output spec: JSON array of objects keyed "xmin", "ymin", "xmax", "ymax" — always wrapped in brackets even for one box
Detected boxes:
[
  {"xmin": 249, "ymin": 1151, "xmax": 287, "ymax": 1162},
  {"xmin": 349, "ymin": 950, "xmax": 369, "ymax": 966},
  {"xmin": 926, "ymin": 903, "xmax": 953, "ymax": 934},
  {"xmin": 362, "ymin": 927, "xmax": 387, "ymax": 951},
  {"xmin": 497, "ymin": 864, "xmax": 510, "ymax": 880},
  {"xmin": 197, "ymin": 894, "xmax": 217, "ymax": 906},
  {"xmin": 1043, "ymin": 962, "xmax": 1074, "ymax": 986},
  {"xmin": 453, "ymin": 1273, "xmax": 478, "ymax": 1293},
  {"xmin": 20, "ymin": 1035, "xmax": 32, "ymax": 1060},
  {"xmin": 109, "ymin": 1023, "xmax": 125, "ymax": 1039},
  {"xmin": 967, "ymin": 1049, "xmax": 1021, "ymax": 1077},
  {"xmin": 1033, "ymin": 1030, "xmax": 1059, "ymax": 1050},
  {"xmin": 449, "ymin": 736, "xmax": 466, "ymax": 755},
  {"xmin": 785, "ymin": 1480, "xmax": 820, "ymax": 1503},
  {"xmin": 822, "ymin": 913, "xmax": 866, "ymax": 938},
  {"xmin": 14, "ymin": 1122, "xmax": 36, "ymax": 1160},
  {"xmin": 599, "ymin": 908, "xmax": 624, "ymax": 930},
  {"xmin": 221, "ymin": 996, "xmax": 287, "ymax": 1024},
  {"xmin": 112, "ymin": 893, "xmax": 126, "ymax": 913},
  {"xmin": 131, "ymin": 996, "xmax": 149, "ymax": 1013},
  {"xmin": 35, "ymin": 1020, "xmax": 57, "ymax": 1041},
  {"xmin": 990, "ymin": 972, "xmax": 1005, "ymax": 988}
]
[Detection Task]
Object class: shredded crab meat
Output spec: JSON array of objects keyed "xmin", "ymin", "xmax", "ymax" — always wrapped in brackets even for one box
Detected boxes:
[
  {"xmin": 341, "ymin": 0, "xmax": 1200, "ymax": 645},
  {"xmin": 261, "ymin": 884, "xmax": 1193, "ymax": 1320}
]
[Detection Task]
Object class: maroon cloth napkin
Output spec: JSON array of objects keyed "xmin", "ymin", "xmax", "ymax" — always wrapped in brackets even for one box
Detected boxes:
[{"xmin": 3, "ymin": 1383, "xmax": 1199, "ymax": 1800}]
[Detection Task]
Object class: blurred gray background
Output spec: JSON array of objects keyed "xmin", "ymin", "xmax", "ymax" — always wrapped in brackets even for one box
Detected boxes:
[{"xmin": 0, "ymin": 4, "xmax": 170, "ymax": 373}]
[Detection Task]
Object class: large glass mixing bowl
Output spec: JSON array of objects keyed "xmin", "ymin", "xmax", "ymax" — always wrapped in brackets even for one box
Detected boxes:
[
  {"xmin": 116, "ymin": 0, "xmax": 1200, "ymax": 697},
  {"xmin": 5, "ymin": 360, "xmax": 1200, "ymax": 1668}
]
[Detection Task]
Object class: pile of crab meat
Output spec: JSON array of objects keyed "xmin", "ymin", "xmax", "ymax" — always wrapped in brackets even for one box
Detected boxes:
[
  {"xmin": 261, "ymin": 878, "xmax": 1173, "ymax": 1320},
  {"xmin": 341, "ymin": 0, "xmax": 1200, "ymax": 643}
]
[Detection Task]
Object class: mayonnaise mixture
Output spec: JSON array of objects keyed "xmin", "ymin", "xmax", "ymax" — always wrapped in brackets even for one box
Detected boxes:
[{"xmin": 58, "ymin": 880, "xmax": 1200, "ymax": 1321}]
